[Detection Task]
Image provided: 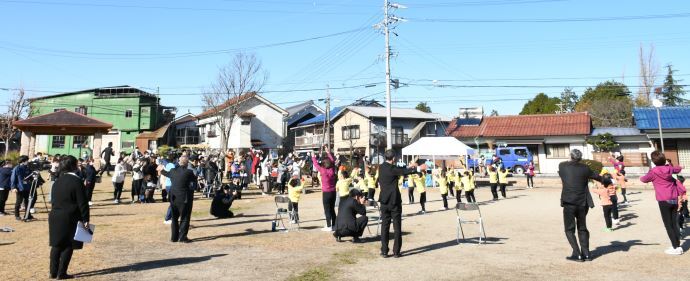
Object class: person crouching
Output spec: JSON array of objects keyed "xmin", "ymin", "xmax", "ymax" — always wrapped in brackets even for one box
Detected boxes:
[
  {"xmin": 333, "ymin": 189, "xmax": 369, "ymax": 243},
  {"xmin": 210, "ymin": 185, "xmax": 237, "ymax": 219}
]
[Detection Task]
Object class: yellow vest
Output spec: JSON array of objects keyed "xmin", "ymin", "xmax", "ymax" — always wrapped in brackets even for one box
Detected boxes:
[{"xmin": 288, "ymin": 184, "xmax": 303, "ymax": 203}]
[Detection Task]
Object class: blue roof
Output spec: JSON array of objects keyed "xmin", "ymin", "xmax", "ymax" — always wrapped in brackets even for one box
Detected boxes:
[
  {"xmin": 634, "ymin": 107, "xmax": 690, "ymax": 130},
  {"xmin": 296, "ymin": 106, "xmax": 346, "ymax": 127},
  {"xmin": 591, "ymin": 127, "xmax": 642, "ymax": 136}
]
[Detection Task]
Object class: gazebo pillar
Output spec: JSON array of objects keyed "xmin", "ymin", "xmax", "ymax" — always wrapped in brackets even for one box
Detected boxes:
[
  {"xmin": 20, "ymin": 131, "xmax": 34, "ymax": 156},
  {"xmin": 92, "ymin": 132, "xmax": 103, "ymax": 170}
]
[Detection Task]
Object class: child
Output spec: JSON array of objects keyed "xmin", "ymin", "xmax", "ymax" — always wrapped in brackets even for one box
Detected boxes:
[
  {"xmin": 488, "ymin": 166, "xmax": 499, "ymax": 200},
  {"xmin": 365, "ymin": 166, "xmax": 378, "ymax": 201},
  {"xmin": 462, "ymin": 170, "xmax": 476, "ymax": 203},
  {"xmin": 592, "ymin": 176, "xmax": 615, "ymax": 232},
  {"xmin": 412, "ymin": 171, "xmax": 427, "ymax": 214},
  {"xmin": 639, "ymin": 151, "xmax": 684, "ymax": 255},
  {"xmin": 498, "ymin": 168, "xmax": 509, "ymax": 199},
  {"xmin": 435, "ymin": 168, "xmax": 450, "ymax": 210},
  {"xmin": 287, "ymin": 178, "xmax": 304, "ymax": 223}
]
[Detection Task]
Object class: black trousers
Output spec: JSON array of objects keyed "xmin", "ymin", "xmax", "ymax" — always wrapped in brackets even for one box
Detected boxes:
[
  {"xmin": 322, "ymin": 191, "xmax": 336, "ymax": 228},
  {"xmin": 441, "ymin": 193, "xmax": 448, "ymax": 209},
  {"xmin": 526, "ymin": 175, "xmax": 534, "ymax": 187},
  {"xmin": 562, "ymin": 203, "xmax": 590, "ymax": 256},
  {"xmin": 658, "ymin": 201, "xmax": 680, "ymax": 248},
  {"xmin": 113, "ymin": 182, "xmax": 124, "ymax": 200},
  {"xmin": 465, "ymin": 190, "xmax": 476, "ymax": 203},
  {"xmin": 0, "ymin": 188, "xmax": 9, "ymax": 213},
  {"xmin": 419, "ymin": 192, "xmax": 427, "ymax": 212},
  {"xmin": 131, "ymin": 179, "xmax": 142, "ymax": 201},
  {"xmin": 14, "ymin": 189, "xmax": 30, "ymax": 218},
  {"xmin": 50, "ymin": 246, "xmax": 74, "ymax": 277},
  {"xmin": 603, "ymin": 205, "xmax": 614, "ymax": 228},
  {"xmin": 368, "ymin": 188, "xmax": 376, "ymax": 200},
  {"xmin": 288, "ymin": 201, "xmax": 299, "ymax": 222},
  {"xmin": 380, "ymin": 203, "xmax": 402, "ymax": 255},
  {"xmin": 170, "ymin": 196, "xmax": 193, "ymax": 242},
  {"xmin": 335, "ymin": 216, "xmax": 369, "ymax": 238},
  {"xmin": 499, "ymin": 184, "xmax": 507, "ymax": 198},
  {"xmin": 490, "ymin": 183, "xmax": 498, "ymax": 199},
  {"xmin": 408, "ymin": 187, "xmax": 415, "ymax": 204}
]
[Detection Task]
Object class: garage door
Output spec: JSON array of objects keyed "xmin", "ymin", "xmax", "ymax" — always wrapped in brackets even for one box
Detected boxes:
[{"xmin": 678, "ymin": 140, "xmax": 690, "ymax": 168}]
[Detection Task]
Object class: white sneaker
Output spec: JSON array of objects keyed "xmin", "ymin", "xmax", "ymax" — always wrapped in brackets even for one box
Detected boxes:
[
  {"xmin": 29, "ymin": 208, "xmax": 35, "ymax": 214},
  {"xmin": 164, "ymin": 220, "xmax": 172, "ymax": 225},
  {"xmin": 664, "ymin": 247, "xmax": 683, "ymax": 255},
  {"xmin": 321, "ymin": 226, "xmax": 332, "ymax": 232},
  {"xmin": 88, "ymin": 201, "xmax": 93, "ymax": 206}
]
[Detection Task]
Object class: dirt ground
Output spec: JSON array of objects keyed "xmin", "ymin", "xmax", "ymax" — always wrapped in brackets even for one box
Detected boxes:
[{"xmin": 1, "ymin": 173, "xmax": 689, "ymax": 281}]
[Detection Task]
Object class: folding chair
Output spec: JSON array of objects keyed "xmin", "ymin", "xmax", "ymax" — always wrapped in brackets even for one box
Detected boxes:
[
  {"xmin": 274, "ymin": 195, "xmax": 300, "ymax": 232},
  {"xmin": 365, "ymin": 200, "xmax": 382, "ymax": 237},
  {"xmin": 455, "ymin": 202, "xmax": 487, "ymax": 244}
]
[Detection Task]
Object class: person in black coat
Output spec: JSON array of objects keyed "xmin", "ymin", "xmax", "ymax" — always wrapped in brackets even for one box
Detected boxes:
[
  {"xmin": 377, "ymin": 149, "xmax": 418, "ymax": 258},
  {"xmin": 558, "ymin": 149, "xmax": 602, "ymax": 262},
  {"xmin": 334, "ymin": 189, "xmax": 368, "ymax": 242},
  {"xmin": 159, "ymin": 155, "xmax": 198, "ymax": 243},
  {"xmin": 49, "ymin": 155, "xmax": 90, "ymax": 279}
]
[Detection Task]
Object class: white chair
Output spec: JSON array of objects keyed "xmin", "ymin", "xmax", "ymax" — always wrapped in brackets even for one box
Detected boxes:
[
  {"xmin": 365, "ymin": 200, "xmax": 382, "ymax": 237},
  {"xmin": 455, "ymin": 202, "xmax": 486, "ymax": 244}
]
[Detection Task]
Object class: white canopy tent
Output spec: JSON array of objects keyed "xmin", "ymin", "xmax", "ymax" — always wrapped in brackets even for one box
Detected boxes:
[{"xmin": 402, "ymin": 137, "xmax": 474, "ymax": 159}]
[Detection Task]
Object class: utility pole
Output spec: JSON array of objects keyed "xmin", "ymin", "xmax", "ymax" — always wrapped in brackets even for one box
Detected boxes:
[{"xmin": 382, "ymin": 0, "xmax": 405, "ymax": 150}]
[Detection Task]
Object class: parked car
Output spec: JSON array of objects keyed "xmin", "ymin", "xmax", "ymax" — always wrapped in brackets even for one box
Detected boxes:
[{"xmin": 467, "ymin": 147, "xmax": 533, "ymax": 174}]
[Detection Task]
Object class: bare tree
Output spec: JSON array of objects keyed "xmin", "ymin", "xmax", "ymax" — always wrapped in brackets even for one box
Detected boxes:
[
  {"xmin": 637, "ymin": 44, "xmax": 658, "ymax": 106},
  {"xmin": 202, "ymin": 53, "xmax": 268, "ymax": 152},
  {"xmin": 0, "ymin": 87, "xmax": 29, "ymax": 155}
]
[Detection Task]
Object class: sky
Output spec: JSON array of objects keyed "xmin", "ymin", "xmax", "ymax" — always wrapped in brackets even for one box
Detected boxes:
[{"xmin": 1, "ymin": 0, "xmax": 689, "ymax": 119}]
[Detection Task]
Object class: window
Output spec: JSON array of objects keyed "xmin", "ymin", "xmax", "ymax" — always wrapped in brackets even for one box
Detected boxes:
[
  {"xmin": 125, "ymin": 109, "xmax": 133, "ymax": 118},
  {"xmin": 341, "ymin": 125, "xmax": 360, "ymax": 140},
  {"xmin": 52, "ymin": 136, "xmax": 65, "ymax": 148},
  {"xmin": 546, "ymin": 144, "xmax": 570, "ymax": 158},
  {"xmin": 73, "ymin": 135, "xmax": 88, "ymax": 148},
  {"xmin": 499, "ymin": 149, "xmax": 511, "ymax": 156},
  {"xmin": 75, "ymin": 106, "xmax": 87, "ymax": 115},
  {"xmin": 53, "ymin": 108, "xmax": 66, "ymax": 112}
]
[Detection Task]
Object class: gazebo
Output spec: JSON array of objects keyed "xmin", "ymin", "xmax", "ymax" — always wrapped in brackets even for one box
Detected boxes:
[{"xmin": 13, "ymin": 110, "xmax": 113, "ymax": 168}]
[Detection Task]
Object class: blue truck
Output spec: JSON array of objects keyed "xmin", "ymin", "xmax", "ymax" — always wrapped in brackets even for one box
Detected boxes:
[{"xmin": 467, "ymin": 146, "xmax": 534, "ymax": 174}]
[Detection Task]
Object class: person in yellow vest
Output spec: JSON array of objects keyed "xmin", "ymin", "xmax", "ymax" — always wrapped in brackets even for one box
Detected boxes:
[
  {"xmin": 365, "ymin": 166, "xmax": 378, "ymax": 201},
  {"xmin": 462, "ymin": 170, "xmax": 476, "ymax": 203},
  {"xmin": 488, "ymin": 166, "xmax": 499, "ymax": 200},
  {"xmin": 434, "ymin": 168, "xmax": 450, "ymax": 210},
  {"xmin": 446, "ymin": 166, "xmax": 456, "ymax": 198},
  {"xmin": 287, "ymin": 178, "xmax": 304, "ymax": 223},
  {"xmin": 498, "ymin": 168, "xmax": 510, "ymax": 199},
  {"xmin": 411, "ymin": 171, "xmax": 427, "ymax": 214}
]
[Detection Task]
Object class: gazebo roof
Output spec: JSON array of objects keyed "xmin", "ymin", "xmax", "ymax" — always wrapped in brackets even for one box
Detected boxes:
[{"xmin": 14, "ymin": 110, "xmax": 113, "ymax": 135}]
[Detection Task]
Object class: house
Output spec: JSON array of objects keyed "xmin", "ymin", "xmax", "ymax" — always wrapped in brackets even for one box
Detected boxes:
[
  {"xmin": 446, "ymin": 112, "xmax": 592, "ymax": 174},
  {"xmin": 27, "ymin": 85, "xmax": 175, "ymax": 157},
  {"xmin": 196, "ymin": 92, "xmax": 288, "ymax": 151},
  {"xmin": 633, "ymin": 106, "xmax": 690, "ymax": 167},
  {"xmin": 283, "ymin": 101, "xmax": 324, "ymax": 152},
  {"xmin": 588, "ymin": 127, "xmax": 653, "ymax": 174},
  {"xmin": 332, "ymin": 106, "xmax": 450, "ymax": 164}
]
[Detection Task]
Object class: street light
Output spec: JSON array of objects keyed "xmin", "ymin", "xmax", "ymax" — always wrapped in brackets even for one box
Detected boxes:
[{"xmin": 652, "ymin": 98, "xmax": 664, "ymax": 153}]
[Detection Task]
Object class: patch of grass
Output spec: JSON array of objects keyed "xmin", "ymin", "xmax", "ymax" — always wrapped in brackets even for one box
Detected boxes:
[{"xmin": 287, "ymin": 266, "xmax": 331, "ymax": 281}]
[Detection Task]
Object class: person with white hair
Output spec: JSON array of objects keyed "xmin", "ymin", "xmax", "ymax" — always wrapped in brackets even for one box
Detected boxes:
[{"xmin": 558, "ymin": 149, "xmax": 602, "ymax": 262}]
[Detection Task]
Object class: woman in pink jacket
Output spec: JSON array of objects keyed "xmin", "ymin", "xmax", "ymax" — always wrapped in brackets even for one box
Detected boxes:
[
  {"xmin": 640, "ymin": 151, "xmax": 684, "ymax": 255},
  {"xmin": 312, "ymin": 146, "xmax": 337, "ymax": 231}
]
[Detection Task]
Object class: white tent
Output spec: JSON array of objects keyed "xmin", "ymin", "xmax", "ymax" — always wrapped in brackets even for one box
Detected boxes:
[{"xmin": 402, "ymin": 137, "xmax": 474, "ymax": 159}]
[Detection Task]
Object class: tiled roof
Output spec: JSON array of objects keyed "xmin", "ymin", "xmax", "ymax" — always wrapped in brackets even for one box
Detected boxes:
[
  {"xmin": 447, "ymin": 112, "xmax": 591, "ymax": 138},
  {"xmin": 195, "ymin": 92, "xmax": 257, "ymax": 120},
  {"xmin": 591, "ymin": 127, "xmax": 642, "ymax": 136},
  {"xmin": 633, "ymin": 106, "xmax": 690, "ymax": 130}
]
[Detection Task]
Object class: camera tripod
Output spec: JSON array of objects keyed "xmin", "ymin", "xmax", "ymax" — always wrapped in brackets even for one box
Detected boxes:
[{"xmin": 24, "ymin": 171, "xmax": 49, "ymax": 221}]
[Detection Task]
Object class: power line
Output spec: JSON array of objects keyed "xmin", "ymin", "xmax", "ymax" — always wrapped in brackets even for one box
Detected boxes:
[{"xmin": 408, "ymin": 12, "xmax": 690, "ymax": 23}]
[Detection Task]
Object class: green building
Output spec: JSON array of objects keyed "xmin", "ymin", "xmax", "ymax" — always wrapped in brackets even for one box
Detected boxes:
[{"xmin": 28, "ymin": 85, "xmax": 174, "ymax": 157}]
